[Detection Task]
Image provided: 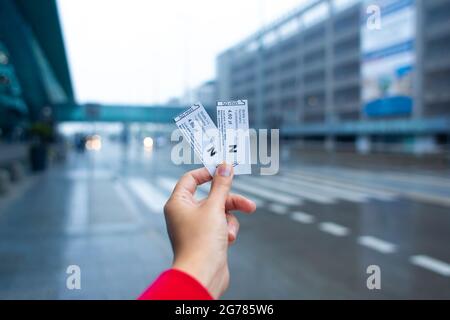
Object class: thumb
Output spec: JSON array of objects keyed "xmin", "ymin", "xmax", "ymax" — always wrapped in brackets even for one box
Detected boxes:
[{"xmin": 207, "ymin": 163, "xmax": 234, "ymax": 208}]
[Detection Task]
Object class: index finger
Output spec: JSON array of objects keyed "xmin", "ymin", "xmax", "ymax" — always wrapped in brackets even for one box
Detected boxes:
[{"xmin": 173, "ymin": 167, "xmax": 212, "ymax": 196}]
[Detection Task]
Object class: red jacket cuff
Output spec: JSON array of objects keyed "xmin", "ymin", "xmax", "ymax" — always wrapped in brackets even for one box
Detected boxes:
[{"xmin": 138, "ymin": 269, "xmax": 213, "ymax": 300}]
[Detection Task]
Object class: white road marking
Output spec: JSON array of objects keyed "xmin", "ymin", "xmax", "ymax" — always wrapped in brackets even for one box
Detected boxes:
[
  {"xmin": 245, "ymin": 176, "xmax": 335, "ymax": 204},
  {"xmin": 318, "ymin": 222, "xmax": 350, "ymax": 237},
  {"xmin": 233, "ymin": 180, "xmax": 302, "ymax": 206},
  {"xmin": 269, "ymin": 203, "xmax": 289, "ymax": 215},
  {"xmin": 410, "ymin": 255, "xmax": 450, "ymax": 277},
  {"xmin": 278, "ymin": 175, "xmax": 369, "ymax": 203},
  {"xmin": 382, "ymin": 172, "xmax": 450, "ymax": 189},
  {"xmin": 288, "ymin": 171, "xmax": 397, "ymax": 201},
  {"xmin": 128, "ymin": 178, "xmax": 168, "ymax": 213},
  {"xmin": 289, "ymin": 167, "xmax": 450, "ymax": 208},
  {"xmin": 114, "ymin": 181, "xmax": 145, "ymax": 223},
  {"xmin": 291, "ymin": 211, "xmax": 315, "ymax": 224},
  {"xmin": 357, "ymin": 236, "xmax": 397, "ymax": 254}
]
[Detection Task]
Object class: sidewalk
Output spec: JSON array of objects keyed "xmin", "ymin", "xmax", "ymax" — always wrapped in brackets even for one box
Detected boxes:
[{"xmin": 0, "ymin": 160, "xmax": 171, "ymax": 299}]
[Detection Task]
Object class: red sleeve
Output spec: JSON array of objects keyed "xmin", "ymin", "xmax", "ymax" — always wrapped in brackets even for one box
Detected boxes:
[{"xmin": 138, "ymin": 269, "xmax": 213, "ymax": 300}]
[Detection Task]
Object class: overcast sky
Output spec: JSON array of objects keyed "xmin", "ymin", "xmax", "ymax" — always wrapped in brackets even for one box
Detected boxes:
[{"xmin": 57, "ymin": 0, "xmax": 306, "ymax": 105}]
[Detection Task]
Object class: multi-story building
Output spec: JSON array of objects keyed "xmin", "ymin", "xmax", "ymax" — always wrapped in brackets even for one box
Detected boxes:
[
  {"xmin": 216, "ymin": 0, "xmax": 450, "ymax": 153},
  {"xmin": 194, "ymin": 80, "xmax": 217, "ymax": 108}
]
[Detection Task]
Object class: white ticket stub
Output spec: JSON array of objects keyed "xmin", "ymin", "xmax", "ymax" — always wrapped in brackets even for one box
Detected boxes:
[
  {"xmin": 217, "ymin": 100, "xmax": 252, "ymax": 175},
  {"xmin": 174, "ymin": 103, "xmax": 221, "ymax": 176}
]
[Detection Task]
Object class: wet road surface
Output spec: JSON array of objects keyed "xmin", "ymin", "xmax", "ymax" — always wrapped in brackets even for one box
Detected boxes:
[{"xmin": 0, "ymin": 141, "xmax": 449, "ymax": 299}]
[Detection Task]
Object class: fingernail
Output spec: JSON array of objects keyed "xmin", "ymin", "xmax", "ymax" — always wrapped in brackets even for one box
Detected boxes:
[{"xmin": 218, "ymin": 164, "xmax": 232, "ymax": 177}]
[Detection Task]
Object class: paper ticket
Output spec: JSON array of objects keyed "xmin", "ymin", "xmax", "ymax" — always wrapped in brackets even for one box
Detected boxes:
[
  {"xmin": 217, "ymin": 100, "xmax": 252, "ymax": 175},
  {"xmin": 174, "ymin": 103, "xmax": 221, "ymax": 176}
]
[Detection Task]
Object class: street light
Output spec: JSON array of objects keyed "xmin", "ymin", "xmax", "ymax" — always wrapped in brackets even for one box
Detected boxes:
[{"xmin": 143, "ymin": 136, "xmax": 154, "ymax": 150}]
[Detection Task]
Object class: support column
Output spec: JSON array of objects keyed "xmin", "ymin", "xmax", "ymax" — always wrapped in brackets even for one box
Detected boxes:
[
  {"xmin": 357, "ymin": 135, "xmax": 371, "ymax": 154},
  {"xmin": 325, "ymin": 135, "xmax": 336, "ymax": 152}
]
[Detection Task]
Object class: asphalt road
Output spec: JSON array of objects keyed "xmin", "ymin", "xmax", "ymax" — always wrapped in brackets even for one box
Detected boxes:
[{"xmin": 0, "ymin": 140, "xmax": 449, "ymax": 299}]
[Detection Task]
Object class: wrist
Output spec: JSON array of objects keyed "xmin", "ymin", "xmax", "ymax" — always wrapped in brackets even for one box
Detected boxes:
[{"xmin": 172, "ymin": 255, "xmax": 226, "ymax": 299}]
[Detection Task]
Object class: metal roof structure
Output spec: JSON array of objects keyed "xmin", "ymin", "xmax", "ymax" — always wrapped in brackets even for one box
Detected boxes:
[
  {"xmin": 0, "ymin": 0, "xmax": 72, "ymax": 122},
  {"xmin": 15, "ymin": 0, "xmax": 73, "ymax": 100}
]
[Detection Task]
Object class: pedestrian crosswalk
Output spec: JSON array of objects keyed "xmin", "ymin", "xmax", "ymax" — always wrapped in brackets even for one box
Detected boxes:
[
  {"xmin": 286, "ymin": 167, "xmax": 450, "ymax": 207},
  {"xmin": 243, "ymin": 176, "xmax": 335, "ymax": 204},
  {"xmin": 127, "ymin": 178, "xmax": 167, "ymax": 213},
  {"xmin": 233, "ymin": 179, "xmax": 302, "ymax": 206},
  {"xmin": 115, "ymin": 168, "xmax": 450, "ymax": 278},
  {"xmin": 124, "ymin": 164, "xmax": 450, "ymax": 216},
  {"xmin": 121, "ymin": 162, "xmax": 450, "ymax": 220},
  {"xmin": 238, "ymin": 171, "xmax": 400, "ymax": 204},
  {"xmin": 252, "ymin": 175, "xmax": 369, "ymax": 203},
  {"xmin": 285, "ymin": 171, "xmax": 397, "ymax": 201},
  {"xmin": 379, "ymin": 172, "xmax": 450, "ymax": 189}
]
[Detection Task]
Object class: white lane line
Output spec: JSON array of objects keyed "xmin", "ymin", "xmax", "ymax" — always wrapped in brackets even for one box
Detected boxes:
[
  {"xmin": 274, "ymin": 175, "xmax": 369, "ymax": 203},
  {"xmin": 128, "ymin": 178, "xmax": 168, "ymax": 213},
  {"xmin": 410, "ymin": 255, "xmax": 450, "ymax": 277},
  {"xmin": 291, "ymin": 211, "xmax": 315, "ymax": 224},
  {"xmin": 318, "ymin": 222, "xmax": 350, "ymax": 237},
  {"xmin": 233, "ymin": 180, "xmax": 302, "ymax": 206},
  {"xmin": 357, "ymin": 236, "xmax": 397, "ymax": 254},
  {"xmin": 288, "ymin": 171, "xmax": 397, "ymax": 201},
  {"xmin": 245, "ymin": 176, "xmax": 335, "ymax": 204},
  {"xmin": 269, "ymin": 203, "xmax": 289, "ymax": 215}
]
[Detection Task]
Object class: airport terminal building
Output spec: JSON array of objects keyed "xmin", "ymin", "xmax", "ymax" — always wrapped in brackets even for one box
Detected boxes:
[{"xmin": 216, "ymin": 0, "xmax": 450, "ymax": 154}]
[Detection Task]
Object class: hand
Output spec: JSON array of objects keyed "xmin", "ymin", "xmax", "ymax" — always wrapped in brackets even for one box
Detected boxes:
[{"xmin": 163, "ymin": 163, "xmax": 256, "ymax": 298}]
